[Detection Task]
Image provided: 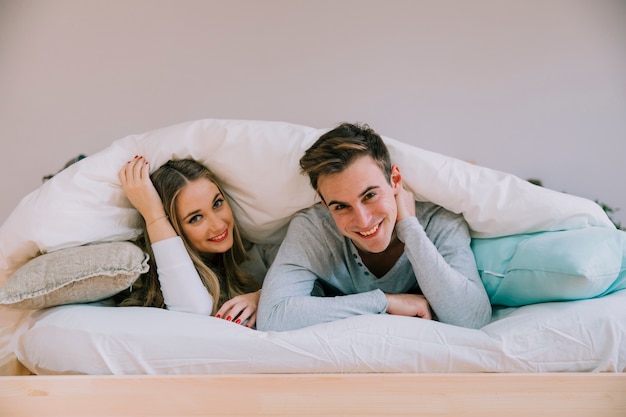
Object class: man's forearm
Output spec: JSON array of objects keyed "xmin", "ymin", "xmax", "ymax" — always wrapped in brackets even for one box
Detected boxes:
[{"xmin": 257, "ymin": 290, "xmax": 387, "ymax": 331}]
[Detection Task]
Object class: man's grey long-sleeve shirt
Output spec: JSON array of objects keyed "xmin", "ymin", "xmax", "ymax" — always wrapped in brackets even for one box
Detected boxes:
[{"xmin": 257, "ymin": 202, "xmax": 491, "ymax": 331}]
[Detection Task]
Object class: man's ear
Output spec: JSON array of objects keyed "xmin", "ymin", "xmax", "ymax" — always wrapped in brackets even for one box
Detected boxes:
[{"xmin": 390, "ymin": 165, "xmax": 402, "ymax": 193}]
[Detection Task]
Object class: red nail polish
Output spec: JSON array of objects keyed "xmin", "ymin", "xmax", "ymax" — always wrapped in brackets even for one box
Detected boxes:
[
  {"xmin": 235, "ymin": 319, "xmax": 241, "ymax": 324},
  {"xmin": 215, "ymin": 314, "xmax": 221, "ymax": 319},
  {"xmin": 226, "ymin": 316, "xmax": 232, "ymax": 321}
]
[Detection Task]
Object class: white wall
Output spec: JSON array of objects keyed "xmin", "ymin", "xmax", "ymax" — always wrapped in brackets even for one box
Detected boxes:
[{"xmin": 1, "ymin": 0, "xmax": 625, "ymax": 226}]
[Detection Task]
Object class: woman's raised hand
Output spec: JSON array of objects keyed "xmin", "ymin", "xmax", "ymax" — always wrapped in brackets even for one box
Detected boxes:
[
  {"xmin": 119, "ymin": 156, "xmax": 175, "ymax": 243},
  {"xmin": 216, "ymin": 290, "xmax": 261, "ymax": 328},
  {"xmin": 118, "ymin": 156, "xmax": 165, "ymax": 223}
]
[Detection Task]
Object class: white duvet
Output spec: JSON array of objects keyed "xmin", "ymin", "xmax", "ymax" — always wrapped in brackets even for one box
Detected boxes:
[
  {"xmin": 0, "ymin": 119, "xmax": 622, "ymax": 374},
  {"xmin": 16, "ymin": 289, "xmax": 626, "ymax": 374}
]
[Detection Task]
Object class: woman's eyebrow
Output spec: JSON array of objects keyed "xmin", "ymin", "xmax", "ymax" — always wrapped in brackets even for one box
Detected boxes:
[
  {"xmin": 182, "ymin": 192, "xmax": 223, "ymax": 220},
  {"xmin": 183, "ymin": 209, "xmax": 201, "ymax": 221}
]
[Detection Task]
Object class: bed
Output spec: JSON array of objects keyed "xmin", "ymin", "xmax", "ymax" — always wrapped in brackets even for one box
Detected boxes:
[{"xmin": 0, "ymin": 119, "xmax": 624, "ymax": 416}]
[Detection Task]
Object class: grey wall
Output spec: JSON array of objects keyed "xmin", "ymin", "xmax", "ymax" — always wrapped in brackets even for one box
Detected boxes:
[{"xmin": 2, "ymin": 0, "xmax": 625, "ymax": 226}]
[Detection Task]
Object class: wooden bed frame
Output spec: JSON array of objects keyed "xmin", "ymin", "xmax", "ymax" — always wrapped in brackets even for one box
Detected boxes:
[
  {"xmin": 1, "ymin": 339, "xmax": 624, "ymax": 416},
  {"xmin": 1, "ymin": 373, "xmax": 625, "ymax": 416}
]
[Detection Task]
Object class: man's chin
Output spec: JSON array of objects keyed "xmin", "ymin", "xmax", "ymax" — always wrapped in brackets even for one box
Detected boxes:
[{"xmin": 353, "ymin": 238, "xmax": 389, "ymax": 254}]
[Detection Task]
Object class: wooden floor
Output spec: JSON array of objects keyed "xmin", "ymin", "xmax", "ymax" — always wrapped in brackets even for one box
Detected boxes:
[{"xmin": 1, "ymin": 373, "xmax": 625, "ymax": 417}]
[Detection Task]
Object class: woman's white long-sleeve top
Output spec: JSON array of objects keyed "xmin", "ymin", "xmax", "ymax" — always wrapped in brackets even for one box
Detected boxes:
[{"xmin": 151, "ymin": 236, "xmax": 277, "ymax": 315}]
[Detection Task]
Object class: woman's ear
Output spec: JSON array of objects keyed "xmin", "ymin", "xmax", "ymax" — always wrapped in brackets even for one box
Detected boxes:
[{"xmin": 390, "ymin": 165, "xmax": 402, "ymax": 193}]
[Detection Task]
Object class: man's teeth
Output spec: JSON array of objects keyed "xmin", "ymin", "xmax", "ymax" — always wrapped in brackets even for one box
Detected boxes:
[{"xmin": 359, "ymin": 224, "xmax": 379, "ymax": 236}]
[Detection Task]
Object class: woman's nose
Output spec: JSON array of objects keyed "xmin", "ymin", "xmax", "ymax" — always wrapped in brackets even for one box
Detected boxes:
[{"xmin": 205, "ymin": 213, "xmax": 225, "ymax": 232}]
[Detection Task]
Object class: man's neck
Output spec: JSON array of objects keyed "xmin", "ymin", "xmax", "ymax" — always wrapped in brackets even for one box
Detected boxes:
[{"xmin": 356, "ymin": 236, "xmax": 405, "ymax": 278}]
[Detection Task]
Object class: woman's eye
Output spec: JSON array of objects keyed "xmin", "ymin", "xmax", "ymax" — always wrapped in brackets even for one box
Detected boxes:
[
  {"xmin": 213, "ymin": 198, "xmax": 224, "ymax": 209},
  {"xmin": 189, "ymin": 214, "xmax": 202, "ymax": 224}
]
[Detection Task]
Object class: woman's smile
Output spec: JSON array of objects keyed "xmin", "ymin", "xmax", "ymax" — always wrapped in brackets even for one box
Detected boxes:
[{"xmin": 208, "ymin": 229, "xmax": 229, "ymax": 242}]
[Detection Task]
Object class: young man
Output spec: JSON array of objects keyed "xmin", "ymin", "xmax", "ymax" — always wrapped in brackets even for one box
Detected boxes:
[{"xmin": 256, "ymin": 123, "xmax": 491, "ymax": 331}]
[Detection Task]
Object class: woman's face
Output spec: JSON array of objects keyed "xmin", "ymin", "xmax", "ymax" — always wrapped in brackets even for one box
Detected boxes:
[{"xmin": 175, "ymin": 178, "xmax": 235, "ymax": 256}]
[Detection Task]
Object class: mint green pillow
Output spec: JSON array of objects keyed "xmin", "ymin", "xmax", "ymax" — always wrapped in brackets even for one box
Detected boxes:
[{"xmin": 471, "ymin": 227, "xmax": 626, "ymax": 306}]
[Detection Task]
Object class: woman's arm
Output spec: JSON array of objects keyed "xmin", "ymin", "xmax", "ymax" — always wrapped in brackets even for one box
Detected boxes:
[
  {"xmin": 118, "ymin": 156, "xmax": 213, "ymax": 315},
  {"xmin": 151, "ymin": 237, "xmax": 214, "ymax": 315},
  {"xmin": 118, "ymin": 156, "xmax": 176, "ymax": 243}
]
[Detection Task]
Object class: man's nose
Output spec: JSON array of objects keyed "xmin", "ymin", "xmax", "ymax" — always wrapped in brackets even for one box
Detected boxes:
[{"xmin": 352, "ymin": 205, "xmax": 371, "ymax": 227}]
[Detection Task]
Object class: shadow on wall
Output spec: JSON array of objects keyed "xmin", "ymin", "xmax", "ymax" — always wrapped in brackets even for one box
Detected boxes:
[
  {"xmin": 42, "ymin": 154, "xmax": 87, "ymax": 183},
  {"xmin": 527, "ymin": 178, "xmax": 623, "ymax": 231}
]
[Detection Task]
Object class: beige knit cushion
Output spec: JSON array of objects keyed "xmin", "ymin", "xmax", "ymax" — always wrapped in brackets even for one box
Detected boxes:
[{"xmin": 0, "ymin": 242, "xmax": 148, "ymax": 309}]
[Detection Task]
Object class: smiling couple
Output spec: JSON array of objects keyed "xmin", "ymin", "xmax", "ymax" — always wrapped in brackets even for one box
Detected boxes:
[{"xmin": 117, "ymin": 122, "xmax": 491, "ymax": 331}]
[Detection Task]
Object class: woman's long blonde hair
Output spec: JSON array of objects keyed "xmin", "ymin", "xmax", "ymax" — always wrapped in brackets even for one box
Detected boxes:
[{"xmin": 118, "ymin": 159, "xmax": 259, "ymax": 314}]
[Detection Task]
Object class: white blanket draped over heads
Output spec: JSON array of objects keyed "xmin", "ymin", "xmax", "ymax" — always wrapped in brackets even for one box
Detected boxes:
[{"xmin": 0, "ymin": 118, "xmax": 613, "ymax": 286}]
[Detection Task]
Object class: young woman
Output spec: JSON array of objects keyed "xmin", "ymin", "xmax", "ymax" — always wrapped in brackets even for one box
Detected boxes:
[{"xmin": 116, "ymin": 156, "xmax": 276, "ymax": 328}]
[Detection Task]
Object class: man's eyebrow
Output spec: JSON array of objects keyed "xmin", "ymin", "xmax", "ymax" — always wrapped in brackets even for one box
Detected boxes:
[{"xmin": 326, "ymin": 185, "xmax": 380, "ymax": 207}]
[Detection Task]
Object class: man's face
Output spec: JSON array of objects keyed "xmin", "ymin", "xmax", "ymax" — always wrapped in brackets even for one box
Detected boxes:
[{"xmin": 317, "ymin": 155, "xmax": 401, "ymax": 254}]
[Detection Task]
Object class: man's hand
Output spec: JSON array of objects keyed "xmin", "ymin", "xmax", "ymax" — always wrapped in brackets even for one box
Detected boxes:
[
  {"xmin": 385, "ymin": 293, "xmax": 432, "ymax": 320},
  {"xmin": 395, "ymin": 185, "xmax": 416, "ymax": 223}
]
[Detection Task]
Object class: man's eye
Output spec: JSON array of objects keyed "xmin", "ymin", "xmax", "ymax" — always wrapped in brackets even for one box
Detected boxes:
[
  {"xmin": 364, "ymin": 192, "xmax": 376, "ymax": 200},
  {"xmin": 333, "ymin": 204, "xmax": 346, "ymax": 211}
]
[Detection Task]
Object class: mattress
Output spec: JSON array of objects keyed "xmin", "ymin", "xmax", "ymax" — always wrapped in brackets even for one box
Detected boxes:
[{"xmin": 14, "ymin": 288, "xmax": 626, "ymax": 375}]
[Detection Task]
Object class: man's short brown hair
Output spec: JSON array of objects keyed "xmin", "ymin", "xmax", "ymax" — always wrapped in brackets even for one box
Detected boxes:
[{"xmin": 299, "ymin": 122, "xmax": 392, "ymax": 191}]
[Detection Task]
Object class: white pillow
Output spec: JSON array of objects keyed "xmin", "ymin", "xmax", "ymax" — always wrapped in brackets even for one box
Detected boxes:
[{"xmin": 0, "ymin": 119, "xmax": 612, "ymax": 287}]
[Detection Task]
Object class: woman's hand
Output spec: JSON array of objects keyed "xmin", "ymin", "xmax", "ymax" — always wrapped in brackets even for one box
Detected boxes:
[
  {"xmin": 118, "ymin": 156, "xmax": 165, "ymax": 222},
  {"xmin": 216, "ymin": 290, "xmax": 261, "ymax": 328},
  {"xmin": 119, "ymin": 156, "xmax": 175, "ymax": 243}
]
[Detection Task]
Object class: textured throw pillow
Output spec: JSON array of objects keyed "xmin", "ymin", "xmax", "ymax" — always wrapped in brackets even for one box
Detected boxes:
[
  {"xmin": 471, "ymin": 227, "xmax": 626, "ymax": 306},
  {"xmin": 0, "ymin": 241, "xmax": 149, "ymax": 309}
]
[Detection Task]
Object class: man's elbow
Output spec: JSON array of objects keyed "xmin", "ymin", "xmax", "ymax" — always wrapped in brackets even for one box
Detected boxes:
[
  {"xmin": 256, "ymin": 304, "xmax": 278, "ymax": 331},
  {"xmin": 257, "ymin": 301, "xmax": 300, "ymax": 332},
  {"xmin": 255, "ymin": 312, "xmax": 270, "ymax": 331},
  {"xmin": 441, "ymin": 302, "xmax": 491, "ymax": 330},
  {"xmin": 467, "ymin": 303, "xmax": 492, "ymax": 329}
]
